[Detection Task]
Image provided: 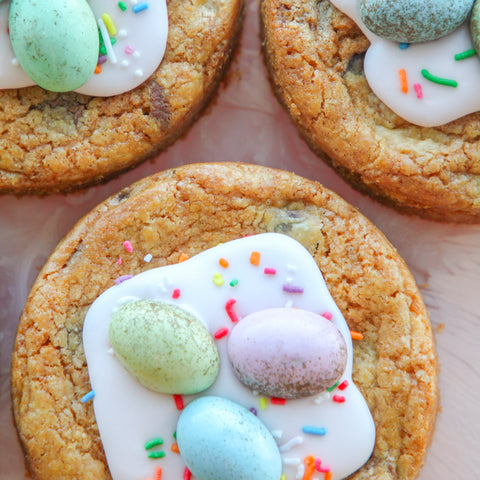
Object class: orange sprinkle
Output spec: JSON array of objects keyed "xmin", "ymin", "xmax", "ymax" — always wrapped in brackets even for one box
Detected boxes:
[
  {"xmin": 302, "ymin": 455, "xmax": 316, "ymax": 480},
  {"xmin": 154, "ymin": 467, "xmax": 162, "ymax": 480},
  {"xmin": 219, "ymin": 258, "xmax": 229, "ymax": 268},
  {"xmin": 94, "ymin": 64, "xmax": 102, "ymax": 74},
  {"xmin": 399, "ymin": 68, "xmax": 408, "ymax": 93},
  {"xmin": 250, "ymin": 251, "xmax": 261, "ymax": 266},
  {"xmin": 350, "ymin": 330, "xmax": 364, "ymax": 340},
  {"xmin": 178, "ymin": 252, "xmax": 190, "ymax": 263},
  {"xmin": 325, "ymin": 471, "xmax": 332, "ymax": 480},
  {"xmin": 171, "ymin": 443, "xmax": 180, "ymax": 453}
]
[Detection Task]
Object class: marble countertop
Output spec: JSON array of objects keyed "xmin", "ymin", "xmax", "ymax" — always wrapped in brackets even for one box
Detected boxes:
[{"xmin": 1, "ymin": 1, "xmax": 480, "ymax": 478}]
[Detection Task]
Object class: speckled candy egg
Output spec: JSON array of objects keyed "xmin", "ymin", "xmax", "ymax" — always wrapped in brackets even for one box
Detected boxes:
[
  {"xmin": 470, "ymin": 1, "xmax": 480, "ymax": 55},
  {"xmin": 359, "ymin": 0, "xmax": 474, "ymax": 43},
  {"xmin": 227, "ymin": 308, "xmax": 347, "ymax": 399},
  {"xmin": 9, "ymin": 0, "xmax": 99, "ymax": 92},
  {"xmin": 108, "ymin": 300, "xmax": 220, "ymax": 394},
  {"xmin": 177, "ymin": 396, "xmax": 282, "ymax": 480}
]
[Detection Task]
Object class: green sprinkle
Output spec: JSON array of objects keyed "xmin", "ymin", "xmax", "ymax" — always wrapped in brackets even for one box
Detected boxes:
[
  {"xmin": 173, "ymin": 431, "xmax": 177, "ymax": 439},
  {"xmin": 455, "ymin": 49, "xmax": 476, "ymax": 61},
  {"xmin": 118, "ymin": 1, "xmax": 127, "ymax": 10},
  {"xmin": 229, "ymin": 278, "xmax": 239, "ymax": 287},
  {"xmin": 148, "ymin": 451, "xmax": 166, "ymax": 459},
  {"xmin": 145, "ymin": 438, "xmax": 164, "ymax": 450},
  {"xmin": 327, "ymin": 381, "xmax": 340, "ymax": 392},
  {"xmin": 421, "ymin": 69, "xmax": 458, "ymax": 88}
]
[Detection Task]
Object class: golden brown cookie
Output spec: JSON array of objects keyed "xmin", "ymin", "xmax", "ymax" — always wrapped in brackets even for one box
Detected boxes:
[
  {"xmin": 260, "ymin": 0, "xmax": 480, "ymax": 223},
  {"xmin": 11, "ymin": 163, "xmax": 437, "ymax": 480},
  {"xmin": 0, "ymin": 0, "xmax": 244, "ymax": 195}
]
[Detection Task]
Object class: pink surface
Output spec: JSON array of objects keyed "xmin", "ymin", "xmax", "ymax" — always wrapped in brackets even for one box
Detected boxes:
[{"xmin": 1, "ymin": 1, "xmax": 480, "ymax": 478}]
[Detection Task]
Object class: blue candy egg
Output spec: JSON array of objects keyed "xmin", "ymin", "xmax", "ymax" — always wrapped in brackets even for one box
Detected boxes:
[{"xmin": 177, "ymin": 396, "xmax": 282, "ymax": 480}]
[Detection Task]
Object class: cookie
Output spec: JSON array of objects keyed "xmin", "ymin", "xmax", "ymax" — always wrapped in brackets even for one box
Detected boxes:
[
  {"xmin": 0, "ymin": 0, "xmax": 244, "ymax": 194},
  {"xmin": 260, "ymin": 0, "xmax": 480, "ymax": 222},
  {"xmin": 11, "ymin": 163, "xmax": 437, "ymax": 480}
]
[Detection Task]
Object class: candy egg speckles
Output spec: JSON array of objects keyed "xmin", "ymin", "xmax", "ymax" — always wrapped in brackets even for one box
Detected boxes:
[
  {"xmin": 359, "ymin": 0, "xmax": 474, "ymax": 43},
  {"xmin": 108, "ymin": 300, "xmax": 220, "ymax": 394},
  {"xmin": 8, "ymin": 0, "xmax": 99, "ymax": 92},
  {"xmin": 177, "ymin": 396, "xmax": 282, "ymax": 480},
  {"xmin": 227, "ymin": 308, "xmax": 347, "ymax": 398}
]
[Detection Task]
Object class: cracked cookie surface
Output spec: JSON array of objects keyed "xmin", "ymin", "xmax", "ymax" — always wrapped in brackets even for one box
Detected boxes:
[
  {"xmin": 261, "ymin": 0, "xmax": 480, "ymax": 222},
  {"xmin": 11, "ymin": 163, "xmax": 437, "ymax": 480},
  {"xmin": 0, "ymin": 0, "xmax": 244, "ymax": 195}
]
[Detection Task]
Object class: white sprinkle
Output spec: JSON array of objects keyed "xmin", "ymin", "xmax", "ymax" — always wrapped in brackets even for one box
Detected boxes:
[
  {"xmin": 296, "ymin": 463, "xmax": 305, "ymax": 480},
  {"xmin": 279, "ymin": 436, "xmax": 304, "ymax": 452},
  {"xmin": 314, "ymin": 391, "xmax": 331, "ymax": 404},
  {"xmin": 271, "ymin": 430, "xmax": 283, "ymax": 439},
  {"xmin": 11, "ymin": 57, "xmax": 19, "ymax": 66},
  {"xmin": 107, "ymin": 348, "xmax": 115, "ymax": 355},
  {"xmin": 282, "ymin": 457, "xmax": 301, "ymax": 465},
  {"xmin": 117, "ymin": 296, "xmax": 141, "ymax": 306},
  {"xmin": 286, "ymin": 264, "xmax": 296, "ymax": 273},
  {"xmin": 284, "ymin": 300, "xmax": 293, "ymax": 308},
  {"xmin": 117, "ymin": 29, "xmax": 128, "ymax": 39},
  {"xmin": 130, "ymin": 0, "xmax": 138, "ymax": 4},
  {"xmin": 98, "ymin": 17, "xmax": 117, "ymax": 64},
  {"xmin": 121, "ymin": 60, "xmax": 129, "ymax": 67},
  {"xmin": 144, "ymin": 253, "xmax": 153, "ymax": 263},
  {"xmin": 134, "ymin": 69, "xmax": 144, "ymax": 77},
  {"xmin": 133, "ymin": 50, "xmax": 141, "ymax": 59}
]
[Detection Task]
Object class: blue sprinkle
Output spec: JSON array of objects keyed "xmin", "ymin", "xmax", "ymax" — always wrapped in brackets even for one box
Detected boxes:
[
  {"xmin": 302, "ymin": 426, "xmax": 327, "ymax": 436},
  {"xmin": 81, "ymin": 390, "xmax": 96, "ymax": 403},
  {"xmin": 133, "ymin": 2, "xmax": 149, "ymax": 13},
  {"xmin": 399, "ymin": 43, "xmax": 410, "ymax": 50}
]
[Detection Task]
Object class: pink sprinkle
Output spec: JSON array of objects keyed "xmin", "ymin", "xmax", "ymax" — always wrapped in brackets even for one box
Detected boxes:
[
  {"xmin": 319, "ymin": 464, "xmax": 330, "ymax": 473},
  {"xmin": 173, "ymin": 394, "xmax": 184, "ymax": 410},
  {"xmin": 214, "ymin": 327, "xmax": 229, "ymax": 339},
  {"xmin": 264, "ymin": 267, "xmax": 277, "ymax": 275},
  {"xmin": 414, "ymin": 83, "xmax": 423, "ymax": 99},
  {"xmin": 124, "ymin": 45, "xmax": 135, "ymax": 54},
  {"xmin": 314, "ymin": 458, "xmax": 322, "ymax": 472},
  {"xmin": 338, "ymin": 380, "xmax": 349, "ymax": 390},
  {"xmin": 117, "ymin": 258, "xmax": 122, "ymax": 265},
  {"xmin": 123, "ymin": 240, "xmax": 133, "ymax": 252},
  {"xmin": 322, "ymin": 312, "xmax": 333, "ymax": 320},
  {"xmin": 114, "ymin": 274, "xmax": 133, "ymax": 284},
  {"xmin": 225, "ymin": 298, "xmax": 239, "ymax": 322},
  {"xmin": 172, "ymin": 288, "xmax": 181, "ymax": 299},
  {"xmin": 283, "ymin": 284, "xmax": 304, "ymax": 293},
  {"xmin": 332, "ymin": 394, "xmax": 345, "ymax": 403},
  {"xmin": 183, "ymin": 468, "xmax": 192, "ymax": 480}
]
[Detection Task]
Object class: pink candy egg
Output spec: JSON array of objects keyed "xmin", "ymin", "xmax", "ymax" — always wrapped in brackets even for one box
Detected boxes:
[{"xmin": 227, "ymin": 308, "xmax": 348, "ymax": 399}]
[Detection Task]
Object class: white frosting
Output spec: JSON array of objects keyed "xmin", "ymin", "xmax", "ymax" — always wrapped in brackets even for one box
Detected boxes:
[
  {"xmin": 83, "ymin": 233, "xmax": 375, "ymax": 480},
  {"xmin": 330, "ymin": 0, "xmax": 480, "ymax": 127},
  {"xmin": 0, "ymin": 0, "xmax": 168, "ymax": 96}
]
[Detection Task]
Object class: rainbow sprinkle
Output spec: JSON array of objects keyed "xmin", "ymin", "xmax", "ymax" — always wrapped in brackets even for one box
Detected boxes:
[
  {"xmin": 421, "ymin": 69, "xmax": 458, "ymax": 88},
  {"xmin": 225, "ymin": 298, "xmax": 238, "ymax": 322}
]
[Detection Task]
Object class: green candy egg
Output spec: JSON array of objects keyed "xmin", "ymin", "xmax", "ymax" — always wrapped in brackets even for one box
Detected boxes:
[
  {"xmin": 109, "ymin": 300, "xmax": 220, "ymax": 394},
  {"xmin": 9, "ymin": 0, "xmax": 99, "ymax": 92}
]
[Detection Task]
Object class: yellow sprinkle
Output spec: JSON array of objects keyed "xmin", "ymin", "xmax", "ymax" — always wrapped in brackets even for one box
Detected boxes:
[
  {"xmin": 102, "ymin": 13, "xmax": 117, "ymax": 36},
  {"xmin": 213, "ymin": 272, "xmax": 224, "ymax": 286},
  {"xmin": 259, "ymin": 397, "xmax": 267, "ymax": 410},
  {"xmin": 280, "ymin": 476, "xmax": 286, "ymax": 480}
]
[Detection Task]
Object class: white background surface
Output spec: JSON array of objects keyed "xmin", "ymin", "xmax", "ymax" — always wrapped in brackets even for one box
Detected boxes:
[{"xmin": 1, "ymin": 1, "xmax": 480, "ymax": 478}]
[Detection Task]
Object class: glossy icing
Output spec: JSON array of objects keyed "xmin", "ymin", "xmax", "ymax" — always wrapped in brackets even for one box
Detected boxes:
[
  {"xmin": 331, "ymin": 0, "xmax": 480, "ymax": 127},
  {"xmin": 0, "ymin": 0, "xmax": 168, "ymax": 96},
  {"xmin": 83, "ymin": 233, "xmax": 375, "ymax": 480}
]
